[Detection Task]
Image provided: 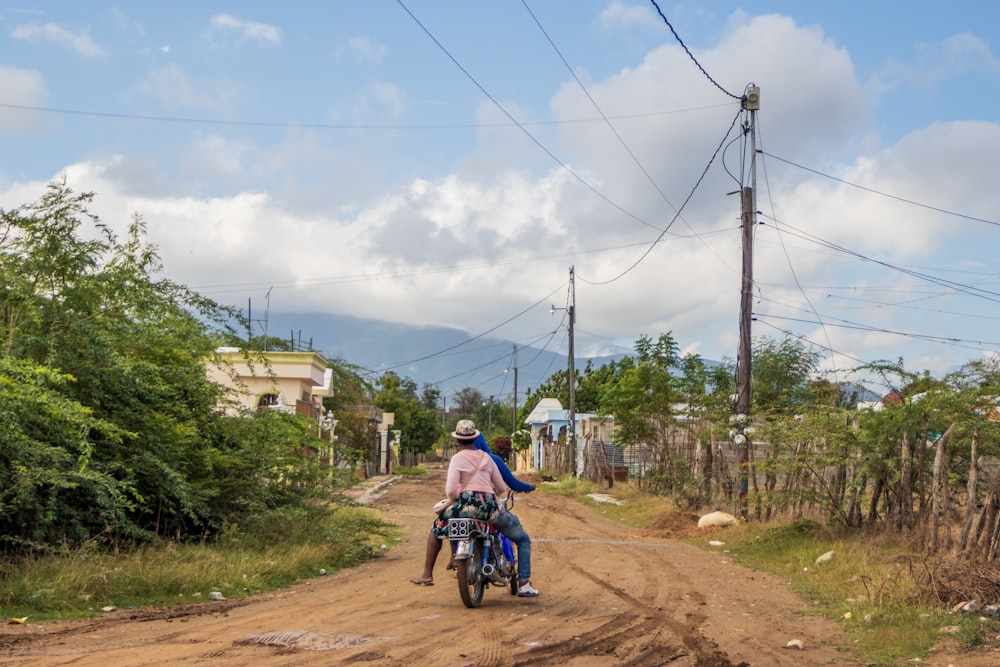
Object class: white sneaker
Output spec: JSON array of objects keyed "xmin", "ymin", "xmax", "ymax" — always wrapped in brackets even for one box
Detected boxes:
[{"xmin": 517, "ymin": 581, "xmax": 540, "ymax": 597}]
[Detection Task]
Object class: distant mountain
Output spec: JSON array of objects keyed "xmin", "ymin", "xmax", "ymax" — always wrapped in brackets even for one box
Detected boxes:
[
  {"xmin": 257, "ymin": 312, "xmax": 873, "ymax": 409},
  {"xmin": 261, "ymin": 311, "xmax": 628, "ymax": 402}
]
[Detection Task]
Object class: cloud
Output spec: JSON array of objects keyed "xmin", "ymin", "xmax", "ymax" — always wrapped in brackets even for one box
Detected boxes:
[
  {"xmin": 598, "ymin": 1, "xmax": 660, "ymax": 31},
  {"xmin": 360, "ymin": 81, "xmax": 408, "ymax": 117},
  {"xmin": 2, "ymin": 10, "xmax": 997, "ymax": 378},
  {"xmin": 209, "ymin": 13, "xmax": 281, "ymax": 45},
  {"xmin": 0, "ymin": 65, "xmax": 47, "ymax": 134},
  {"xmin": 875, "ymin": 32, "xmax": 1000, "ymax": 89},
  {"xmin": 11, "ymin": 22, "xmax": 104, "ymax": 57},
  {"xmin": 136, "ymin": 63, "xmax": 243, "ymax": 112},
  {"xmin": 335, "ymin": 35, "xmax": 389, "ymax": 63},
  {"xmin": 110, "ymin": 7, "xmax": 145, "ymax": 37}
]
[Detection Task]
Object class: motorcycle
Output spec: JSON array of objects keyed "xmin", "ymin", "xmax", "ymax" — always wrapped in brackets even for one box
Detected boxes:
[{"xmin": 446, "ymin": 491, "xmax": 519, "ymax": 607}]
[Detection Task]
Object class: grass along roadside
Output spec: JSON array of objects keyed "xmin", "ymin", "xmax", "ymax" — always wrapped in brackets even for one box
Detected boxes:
[
  {"xmin": 0, "ymin": 503, "xmax": 396, "ymax": 623},
  {"xmin": 537, "ymin": 475, "xmax": 1000, "ymax": 665}
]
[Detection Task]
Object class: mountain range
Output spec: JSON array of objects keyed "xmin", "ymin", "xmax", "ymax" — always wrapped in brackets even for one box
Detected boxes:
[
  {"xmin": 259, "ymin": 311, "xmax": 628, "ymax": 403},
  {"xmin": 255, "ymin": 312, "xmax": 883, "ymax": 409}
]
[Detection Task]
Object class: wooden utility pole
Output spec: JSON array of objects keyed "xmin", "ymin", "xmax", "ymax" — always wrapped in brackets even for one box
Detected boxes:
[
  {"xmin": 512, "ymin": 344, "xmax": 519, "ymax": 432},
  {"xmin": 734, "ymin": 86, "xmax": 759, "ymax": 518},
  {"xmin": 568, "ymin": 266, "xmax": 577, "ymax": 476}
]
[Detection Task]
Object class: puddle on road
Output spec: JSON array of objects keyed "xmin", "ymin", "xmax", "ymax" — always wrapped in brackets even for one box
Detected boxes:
[{"xmin": 235, "ymin": 631, "xmax": 387, "ymax": 651}]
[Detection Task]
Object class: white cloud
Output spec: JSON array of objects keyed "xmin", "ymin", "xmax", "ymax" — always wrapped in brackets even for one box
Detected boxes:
[
  {"xmin": 876, "ymin": 32, "xmax": 1000, "ymax": 89},
  {"xmin": 335, "ymin": 36, "xmax": 389, "ymax": 63},
  {"xmin": 11, "ymin": 22, "xmax": 104, "ymax": 57},
  {"xmin": 3, "ymin": 10, "xmax": 998, "ymax": 376},
  {"xmin": 136, "ymin": 63, "xmax": 243, "ymax": 112},
  {"xmin": 209, "ymin": 13, "xmax": 281, "ymax": 45},
  {"xmin": 362, "ymin": 81, "xmax": 407, "ymax": 117},
  {"xmin": 110, "ymin": 7, "xmax": 145, "ymax": 37},
  {"xmin": 598, "ymin": 1, "xmax": 660, "ymax": 31},
  {"xmin": 0, "ymin": 65, "xmax": 47, "ymax": 134}
]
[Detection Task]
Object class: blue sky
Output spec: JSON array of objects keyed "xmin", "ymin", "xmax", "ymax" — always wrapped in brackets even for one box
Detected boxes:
[{"xmin": 2, "ymin": 1, "xmax": 1000, "ymax": 393}]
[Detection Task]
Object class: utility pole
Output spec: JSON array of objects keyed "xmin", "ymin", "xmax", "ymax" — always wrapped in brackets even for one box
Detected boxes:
[
  {"xmin": 512, "ymin": 344, "xmax": 519, "ymax": 433},
  {"xmin": 568, "ymin": 266, "xmax": 577, "ymax": 477},
  {"xmin": 550, "ymin": 267, "xmax": 578, "ymax": 476},
  {"xmin": 734, "ymin": 85, "xmax": 759, "ymax": 518}
]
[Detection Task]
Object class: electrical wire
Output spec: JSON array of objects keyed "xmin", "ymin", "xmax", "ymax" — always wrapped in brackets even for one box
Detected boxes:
[
  {"xmin": 756, "ymin": 213, "xmax": 1000, "ymax": 304},
  {"xmin": 364, "ymin": 282, "xmax": 566, "ymax": 377},
  {"xmin": 760, "ymin": 150, "xmax": 1000, "ymax": 228},
  {"xmin": 757, "ymin": 124, "xmax": 841, "ymax": 386},
  {"xmin": 521, "ymin": 0, "xmax": 683, "ymax": 218},
  {"xmin": 647, "ymin": 0, "xmax": 742, "ymax": 100},
  {"xmin": 577, "ymin": 107, "xmax": 743, "ymax": 286},
  {"xmin": 396, "ymin": 0, "xmax": 668, "ymax": 234},
  {"xmin": 757, "ymin": 313, "xmax": 1000, "ymax": 353},
  {"xmin": 0, "ymin": 101, "xmax": 733, "ymax": 131},
  {"xmin": 523, "ymin": 0, "xmax": 743, "ymax": 289}
]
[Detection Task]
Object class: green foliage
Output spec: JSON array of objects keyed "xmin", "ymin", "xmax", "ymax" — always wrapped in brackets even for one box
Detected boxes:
[
  {"xmin": 374, "ymin": 371, "xmax": 443, "ymax": 455},
  {"xmin": 750, "ymin": 336, "xmax": 821, "ymax": 413},
  {"xmin": 956, "ymin": 615, "xmax": 988, "ymax": 648},
  {"xmin": 0, "ymin": 180, "xmax": 350, "ymax": 554}
]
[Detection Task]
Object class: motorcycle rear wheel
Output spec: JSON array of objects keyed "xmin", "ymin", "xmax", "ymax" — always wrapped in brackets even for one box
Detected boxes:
[{"xmin": 457, "ymin": 540, "xmax": 485, "ymax": 608}]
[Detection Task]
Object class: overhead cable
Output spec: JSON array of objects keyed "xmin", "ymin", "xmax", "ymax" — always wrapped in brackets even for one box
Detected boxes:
[
  {"xmin": 760, "ymin": 150, "xmax": 1000, "ymax": 228},
  {"xmin": 396, "ymin": 0, "xmax": 664, "ymax": 233},
  {"xmin": 647, "ymin": 0, "xmax": 742, "ymax": 100},
  {"xmin": 578, "ymin": 107, "xmax": 743, "ymax": 286}
]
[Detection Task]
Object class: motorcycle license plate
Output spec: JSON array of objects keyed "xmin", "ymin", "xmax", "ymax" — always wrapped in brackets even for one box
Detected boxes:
[{"xmin": 447, "ymin": 518, "xmax": 475, "ymax": 539}]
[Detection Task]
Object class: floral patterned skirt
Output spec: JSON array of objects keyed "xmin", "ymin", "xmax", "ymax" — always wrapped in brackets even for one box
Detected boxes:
[{"xmin": 432, "ymin": 490, "xmax": 501, "ymax": 538}]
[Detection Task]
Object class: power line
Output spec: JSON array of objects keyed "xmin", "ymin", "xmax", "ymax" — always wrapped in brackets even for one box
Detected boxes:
[
  {"xmin": 648, "ymin": 0, "xmax": 742, "ymax": 100},
  {"xmin": 757, "ymin": 213, "xmax": 1000, "ymax": 304},
  {"xmin": 760, "ymin": 150, "xmax": 1000, "ymax": 228},
  {"xmin": 0, "ymin": 101, "xmax": 732, "ymax": 131},
  {"xmin": 577, "ymin": 107, "xmax": 743, "ymax": 286},
  {"xmin": 396, "ymin": 0, "xmax": 668, "ymax": 234},
  {"xmin": 523, "ymin": 0, "xmax": 743, "ymax": 288},
  {"xmin": 364, "ymin": 282, "xmax": 566, "ymax": 376},
  {"xmin": 521, "ymin": 0, "xmax": 682, "ymax": 218},
  {"xmin": 758, "ymin": 122, "xmax": 841, "ymax": 386},
  {"xmin": 757, "ymin": 313, "xmax": 1000, "ymax": 353}
]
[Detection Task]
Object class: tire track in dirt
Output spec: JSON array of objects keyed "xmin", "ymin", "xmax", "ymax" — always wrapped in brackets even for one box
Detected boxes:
[
  {"xmin": 524, "ymin": 537, "xmax": 732, "ymax": 666},
  {"xmin": 0, "ymin": 470, "xmax": 854, "ymax": 666}
]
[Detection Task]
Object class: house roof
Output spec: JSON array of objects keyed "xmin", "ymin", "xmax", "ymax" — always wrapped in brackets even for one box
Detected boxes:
[{"xmin": 523, "ymin": 397, "xmax": 596, "ymax": 425}]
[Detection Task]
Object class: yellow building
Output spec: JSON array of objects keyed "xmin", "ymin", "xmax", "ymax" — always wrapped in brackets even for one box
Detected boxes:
[{"xmin": 206, "ymin": 347, "xmax": 332, "ymax": 418}]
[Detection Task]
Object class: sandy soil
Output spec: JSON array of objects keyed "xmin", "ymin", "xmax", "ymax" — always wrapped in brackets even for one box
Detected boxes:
[{"xmin": 1, "ymin": 467, "xmax": 995, "ymax": 666}]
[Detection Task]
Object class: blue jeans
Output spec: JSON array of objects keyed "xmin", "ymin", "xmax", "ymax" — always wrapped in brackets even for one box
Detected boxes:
[{"xmin": 493, "ymin": 510, "xmax": 531, "ymax": 583}]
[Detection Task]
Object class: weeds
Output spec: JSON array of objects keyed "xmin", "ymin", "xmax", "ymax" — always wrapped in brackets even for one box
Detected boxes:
[
  {"xmin": 714, "ymin": 521, "xmax": 977, "ymax": 665},
  {"xmin": 0, "ymin": 504, "xmax": 395, "ymax": 622}
]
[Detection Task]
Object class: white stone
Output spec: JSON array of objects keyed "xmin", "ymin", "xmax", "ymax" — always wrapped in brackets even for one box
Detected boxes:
[
  {"xmin": 697, "ymin": 511, "xmax": 737, "ymax": 528},
  {"xmin": 785, "ymin": 639, "xmax": 805, "ymax": 649},
  {"xmin": 815, "ymin": 550, "xmax": 835, "ymax": 565}
]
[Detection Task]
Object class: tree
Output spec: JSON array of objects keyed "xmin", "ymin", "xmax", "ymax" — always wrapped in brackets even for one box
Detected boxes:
[
  {"xmin": 751, "ymin": 337, "xmax": 821, "ymax": 414},
  {"xmin": 452, "ymin": 386, "xmax": 484, "ymax": 417},
  {"xmin": 375, "ymin": 372, "xmax": 443, "ymax": 459},
  {"xmin": 0, "ymin": 179, "xmax": 337, "ymax": 551}
]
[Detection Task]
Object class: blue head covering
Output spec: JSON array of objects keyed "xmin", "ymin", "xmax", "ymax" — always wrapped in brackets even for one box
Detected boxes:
[{"xmin": 472, "ymin": 432, "xmax": 494, "ymax": 456}]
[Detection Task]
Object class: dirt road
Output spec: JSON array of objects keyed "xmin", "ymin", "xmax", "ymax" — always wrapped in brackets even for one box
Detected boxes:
[{"xmin": 0, "ymin": 468, "xmax": 912, "ymax": 665}]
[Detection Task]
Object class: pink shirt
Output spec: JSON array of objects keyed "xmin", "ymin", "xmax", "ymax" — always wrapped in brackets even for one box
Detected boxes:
[{"xmin": 445, "ymin": 449, "xmax": 506, "ymax": 501}]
